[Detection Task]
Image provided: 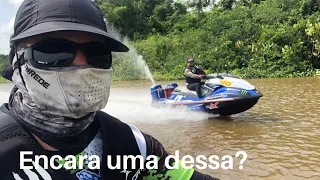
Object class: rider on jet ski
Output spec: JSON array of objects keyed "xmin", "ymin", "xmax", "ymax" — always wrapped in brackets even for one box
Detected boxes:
[{"xmin": 184, "ymin": 57, "xmax": 206, "ymax": 98}]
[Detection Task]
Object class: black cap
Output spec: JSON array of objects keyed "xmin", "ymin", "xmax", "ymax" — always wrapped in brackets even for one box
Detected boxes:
[{"xmin": 11, "ymin": 0, "xmax": 129, "ymax": 52}]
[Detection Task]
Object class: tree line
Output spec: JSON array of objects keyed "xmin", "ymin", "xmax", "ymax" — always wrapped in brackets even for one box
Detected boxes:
[
  {"xmin": 0, "ymin": 55, "xmax": 9, "ymax": 82},
  {"xmin": 1, "ymin": 0, "xmax": 319, "ymax": 81},
  {"xmin": 96, "ymin": 0, "xmax": 320, "ymax": 80}
]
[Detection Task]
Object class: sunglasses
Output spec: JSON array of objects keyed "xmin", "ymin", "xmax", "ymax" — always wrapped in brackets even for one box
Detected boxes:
[
  {"xmin": 23, "ymin": 39, "xmax": 112, "ymax": 69},
  {"xmin": 188, "ymin": 59, "xmax": 194, "ymax": 63}
]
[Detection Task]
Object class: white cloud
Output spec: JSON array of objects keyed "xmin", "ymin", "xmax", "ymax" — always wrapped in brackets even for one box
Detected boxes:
[
  {"xmin": 0, "ymin": 0, "xmax": 23, "ymax": 8},
  {"xmin": 0, "ymin": 0, "xmax": 22, "ymax": 54},
  {"xmin": 0, "ymin": 17, "xmax": 15, "ymax": 55},
  {"xmin": 8, "ymin": 0, "xmax": 23, "ymax": 6}
]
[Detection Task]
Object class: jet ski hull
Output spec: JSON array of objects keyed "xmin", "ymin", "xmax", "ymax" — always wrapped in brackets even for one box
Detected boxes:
[
  {"xmin": 150, "ymin": 75, "xmax": 263, "ymax": 115},
  {"xmin": 203, "ymin": 96, "xmax": 261, "ymax": 115}
]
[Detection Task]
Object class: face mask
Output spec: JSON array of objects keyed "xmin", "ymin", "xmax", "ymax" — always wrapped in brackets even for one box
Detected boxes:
[{"xmin": 13, "ymin": 62, "xmax": 112, "ymax": 119}]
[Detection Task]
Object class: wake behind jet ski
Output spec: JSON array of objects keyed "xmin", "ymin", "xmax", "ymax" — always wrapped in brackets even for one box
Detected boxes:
[{"xmin": 150, "ymin": 74, "xmax": 263, "ymax": 115}]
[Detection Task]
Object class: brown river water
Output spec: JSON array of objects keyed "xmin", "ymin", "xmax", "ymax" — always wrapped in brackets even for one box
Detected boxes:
[{"xmin": 0, "ymin": 77, "xmax": 319, "ymax": 180}]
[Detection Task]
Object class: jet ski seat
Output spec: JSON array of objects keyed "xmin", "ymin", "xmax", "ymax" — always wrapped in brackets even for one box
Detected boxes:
[
  {"xmin": 172, "ymin": 87, "xmax": 208, "ymax": 98},
  {"xmin": 172, "ymin": 89, "xmax": 198, "ymax": 98}
]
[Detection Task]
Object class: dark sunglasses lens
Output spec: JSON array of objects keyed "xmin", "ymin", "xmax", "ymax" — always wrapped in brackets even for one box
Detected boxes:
[
  {"xmin": 85, "ymin": 43, "xmax": 112, "ymax": 69},
  {"xmin": 188, "ymin": 60, "xmax": 194, "ymax": 63},
  {"xmin": 33, "ymin": 41, "xmax": 74, "ymax": 67}
]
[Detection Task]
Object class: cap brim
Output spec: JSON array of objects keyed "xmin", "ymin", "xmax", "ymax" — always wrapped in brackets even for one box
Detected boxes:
[{"xmin": 11, "ymin": 21, "xmax": 129, "ymax": 52}]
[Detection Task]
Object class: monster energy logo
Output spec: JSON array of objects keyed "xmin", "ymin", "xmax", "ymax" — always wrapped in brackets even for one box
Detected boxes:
[{"xmin": 240, "ymin": 90, "xmax": 248, "ymax": 95}]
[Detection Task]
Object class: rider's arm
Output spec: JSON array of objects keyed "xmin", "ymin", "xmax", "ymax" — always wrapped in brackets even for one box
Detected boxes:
[
  {"xmin": 184, "ymin": 69, "xmax": 202, "ymax": 79},
  {"xmin": 141, "ymin": 133, "xmax": 219, "ymax": 180},
  {"xmin": 194, "ymin": 65, "xmax": 206, "ymax": 75},
  {"xmin": 200, "ymin": 69, "xmax": 206, "ymax": 75}
]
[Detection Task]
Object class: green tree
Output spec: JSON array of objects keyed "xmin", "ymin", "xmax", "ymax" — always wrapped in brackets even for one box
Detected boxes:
[
  {"xmin": 94, "ymin": 0, "xmax": 185, "ymax": 39},
  {"xmin": 94, "ymin": 0, "xmax": 147, "ymax": 39},
  {"xmin": 219, "ymin": 0, "xmax": 236, "ymax": 10},
  {"xmin": 92, "ymin": 0, "xmax": 319, "ymax": 80},
  {"xmin": 0, "ymin": 54, "xmax": 9, "ymax": 82},
  {"xmin": 301, "ymin": 0, "xmax": 320, "ymax": 16},
  {"xmin": 0, "ymin": 54, "xmax": 9, "ymax": 70},
  {"xmin": 187, "ymin": 0, "xmax": 211, "ymax": 14}
]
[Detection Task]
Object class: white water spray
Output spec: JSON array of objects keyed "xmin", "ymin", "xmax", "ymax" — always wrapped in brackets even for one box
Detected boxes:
[
  {"xmin": 143, "ymin": 61, "xmax": 155, "ymax": 86},
  {"xmin": 128, "ymin": 47, "xmax": 155, "ymax": 86},
  {"xmin": 106, "ymin": 23, "xmax": 155, "ymax": 86},
  {"xmin": 104, "ymin": 88, "xmax": 214, "ymax": 123},
  {"xmin": 100, "ymin": 23, "xmax": 214, "ymax": 123}
]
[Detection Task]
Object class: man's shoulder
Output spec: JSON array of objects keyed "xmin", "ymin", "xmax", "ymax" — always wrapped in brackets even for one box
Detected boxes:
[
  {"xmin": 184, "ymin": 67, "xmax": 192, "ymax": 74},
  {"xmin": 95, "ymin": 111, "xmax": 145, "ymax": 134},
  {"xmin": 95, "ymin": 110, "xmax": 124, "ymax": 124},
  {"xmin": 95, "ymin": 111, "xmax": 148, "ymax": 158},
  {"xmin": 0, "ymin": 103, "xmax": 34, "ymax": 142},
  {"xmin": 0, "ymin": 103, "xmax": 20, "ymax": 132},
  {"xmin": 95, "ymin": 111, "xmax": 146, "ymax": 149}
]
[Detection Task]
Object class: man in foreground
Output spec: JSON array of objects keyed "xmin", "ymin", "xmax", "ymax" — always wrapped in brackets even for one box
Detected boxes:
[{"xmin": 0, "ymin": 0, "xmax": 219, "ymax": 179}]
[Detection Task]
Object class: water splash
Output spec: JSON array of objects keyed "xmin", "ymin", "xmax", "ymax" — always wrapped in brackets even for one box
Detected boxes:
[
  {"xmin": 140, "ymin": 56, "xmax": 155, "ymax": 86},
  {"xmin": 106, "ymin": 23, "xmax": 155, "ymax": 86},
  {"xmin": 105, "ymin": 94, "xmax": 213, "ymax": 123},
  {"xmin": 128, "ymin": 45, "xmax": 155, "ymax": 86}
]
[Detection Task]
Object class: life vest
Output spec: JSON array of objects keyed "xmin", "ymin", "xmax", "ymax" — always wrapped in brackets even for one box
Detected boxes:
[
  {"xmin": 185, "ymin": 66, "xmax": 202, "ymax": 85},
  {"xmin": 0, "ymin": 103, "xmax": 143, "ymax": 180}
]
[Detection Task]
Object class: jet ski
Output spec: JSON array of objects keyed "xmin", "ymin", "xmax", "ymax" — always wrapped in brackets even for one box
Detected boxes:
[{"xmin": 150, "ymin": 74, "xmax": 263, "ymax": 115}]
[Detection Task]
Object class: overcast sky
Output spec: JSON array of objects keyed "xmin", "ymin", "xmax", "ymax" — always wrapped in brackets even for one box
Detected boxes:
[{"xmin": 0, "ymin": 0, "xmax": 23, "ymax": 55}]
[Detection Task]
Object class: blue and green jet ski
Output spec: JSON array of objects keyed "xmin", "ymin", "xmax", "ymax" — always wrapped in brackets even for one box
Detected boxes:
[{"xmin": 150, "ymin": 74, "xmax": 263, "ymax": 115}]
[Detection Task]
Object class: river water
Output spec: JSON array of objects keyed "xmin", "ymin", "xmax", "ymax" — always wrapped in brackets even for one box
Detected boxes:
[{"xmin": 0, "ymin": 77, "xmax": 319, "ymax": 180}]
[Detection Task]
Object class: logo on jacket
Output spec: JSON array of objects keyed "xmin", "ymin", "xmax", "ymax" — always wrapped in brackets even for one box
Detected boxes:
[
  {"xmin": 120, "ymin": 169, "xmax": 141, "ymax": 180},
  {"xmin": 12, "ymin": 162, "xmax": 52, "ymax": 180},
  {"xmin": 120, "ymin": 169, "xmax": 132, "ymax": 180},
  {"xmin": 76, "ymin": 170, "xmax": 101, "ymax": 180},
  {"xmin": 191, "ymin": 67, "xmax": 199, "ymax": 74}
]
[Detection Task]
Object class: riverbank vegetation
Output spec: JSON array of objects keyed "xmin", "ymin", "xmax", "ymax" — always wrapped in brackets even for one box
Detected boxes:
[
  {"xmin": 1, "ymin": 0, "xmax": 320, "ymax": 81},
  {"xmin": 0, "ymin": 55, "xmax": 9, "ymax": 83},
  {"xmin": 96, "ymin": 0, "xmax": 320, "ymax": 80}
]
